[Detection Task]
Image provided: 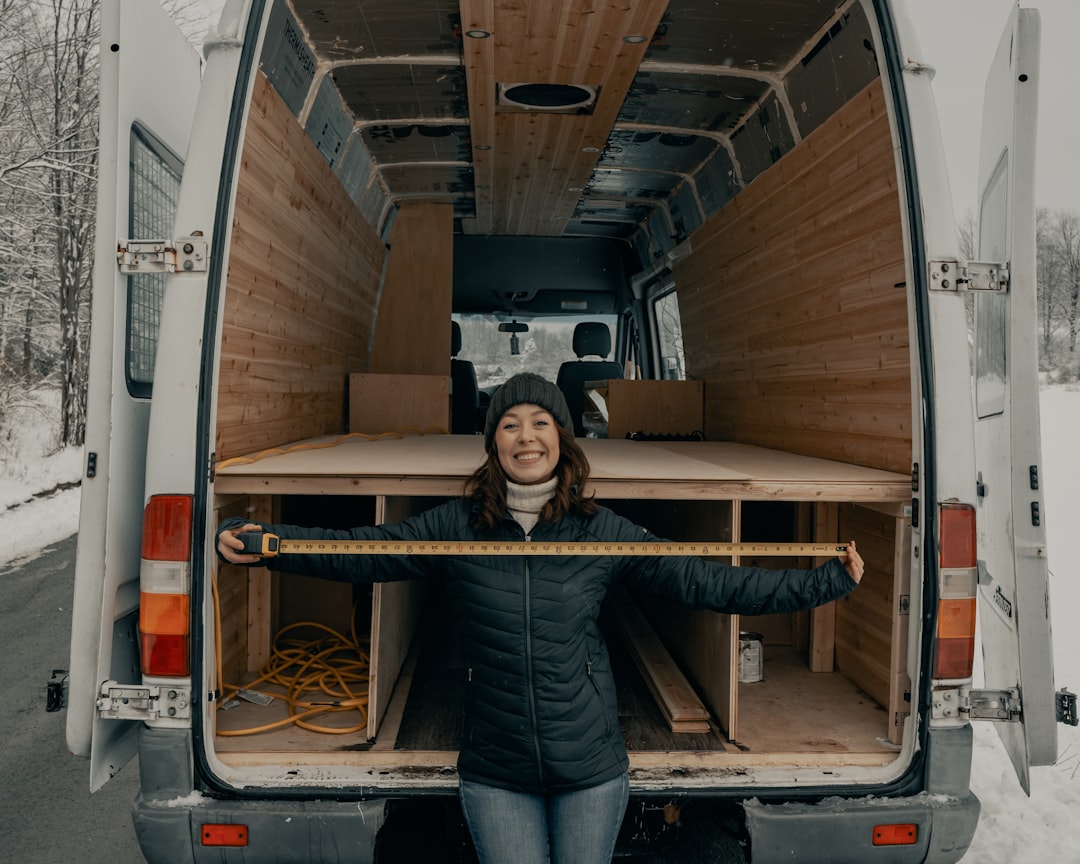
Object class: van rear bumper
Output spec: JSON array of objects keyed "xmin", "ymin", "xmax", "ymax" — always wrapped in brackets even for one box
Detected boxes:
[
  {"xmin": 133, "ymin": 793, "xmax": 387, "ymax": 864},
  {"xmin": 137, "ymin": 727, "xmax": 979, "ymax": 863},
  {"xmin": 744, "ymin": 790, "xmax": 980, "ymax": 864},
  {"xmin": 133, "ymin": 788, "xmax": 979, "ymax": 864},
  {"xmin": 135, "ymin": 725, "xmax": 388, "ymax": 863}
]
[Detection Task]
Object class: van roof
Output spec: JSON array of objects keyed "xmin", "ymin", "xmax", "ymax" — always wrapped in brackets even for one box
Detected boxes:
[{"xmin": 270, "ymin": 0, "xmax": 879, "ymax": 259}]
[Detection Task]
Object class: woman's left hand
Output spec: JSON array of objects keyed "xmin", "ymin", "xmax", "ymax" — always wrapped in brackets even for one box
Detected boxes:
[{"xmin": 843, "ymin": 541, "xmax": 864, "ymax": 584}]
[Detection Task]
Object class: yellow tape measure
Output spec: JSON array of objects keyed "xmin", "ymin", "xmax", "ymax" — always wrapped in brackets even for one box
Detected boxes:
[{"xmin": 239, "ymin": 533, "xmax": 846, "ymax": 559}]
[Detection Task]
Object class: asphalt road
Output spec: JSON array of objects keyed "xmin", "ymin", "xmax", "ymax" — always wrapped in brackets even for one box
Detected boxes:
[{"xmin": 0, "ymin": 535, "xmax": 146, "ymax": 863}]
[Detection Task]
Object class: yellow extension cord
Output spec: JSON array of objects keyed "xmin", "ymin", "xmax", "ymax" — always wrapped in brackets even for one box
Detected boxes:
[
  {"xmin": 211, "ymin": 566, "xmax": 371, "ymax": 736},
  {"xmin": 209, "ymin": 424, "xmax": 449, "ymax": 735}
]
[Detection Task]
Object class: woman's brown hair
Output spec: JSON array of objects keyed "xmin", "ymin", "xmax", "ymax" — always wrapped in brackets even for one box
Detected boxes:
[{"xmin": 465, "ymin": 423, "xmax": 597, "ymax": 530}]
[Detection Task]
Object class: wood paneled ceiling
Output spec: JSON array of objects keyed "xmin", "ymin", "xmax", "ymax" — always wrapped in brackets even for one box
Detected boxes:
[{"xmin": 285, "ymin": 0, "xmax": 873, "ymax": 240}]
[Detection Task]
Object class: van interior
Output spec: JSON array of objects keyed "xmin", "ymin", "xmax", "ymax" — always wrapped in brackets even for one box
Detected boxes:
[{"xmin": 207, "ymin": 0, "xmax": 916, "ymax": 789}]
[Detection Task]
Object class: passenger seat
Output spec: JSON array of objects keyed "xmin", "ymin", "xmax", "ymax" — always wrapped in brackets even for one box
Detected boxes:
[
  {"xmin": 556, "ymin": 322, "xmax": 623, "ymax": 436},
  {"xmin": 450, "ymin": 322, "xmax": 480, "ymax": 434}
]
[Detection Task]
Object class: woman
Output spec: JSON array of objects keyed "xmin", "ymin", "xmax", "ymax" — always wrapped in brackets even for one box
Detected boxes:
[{"xmin": 218, "ymin": 372, "xmax": 864, "ymax": 864}]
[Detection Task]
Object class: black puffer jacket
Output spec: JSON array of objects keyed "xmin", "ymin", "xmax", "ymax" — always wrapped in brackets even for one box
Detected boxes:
[{"xmin": 218, "ymin": 501, "xmax": 855, "ymax": 794}]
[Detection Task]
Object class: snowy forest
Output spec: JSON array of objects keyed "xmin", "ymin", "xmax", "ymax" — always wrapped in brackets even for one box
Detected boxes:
[
  {"xmin": 2, "ymin": 1, "xmax": 1079, "ymax": 458},
  {"xmin": 0, "ymin": 1, "xmax": 211, "ymax": 457}
]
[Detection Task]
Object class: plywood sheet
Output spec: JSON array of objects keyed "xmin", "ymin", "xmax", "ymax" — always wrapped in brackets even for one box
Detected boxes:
[
  {"xmin": 368, "ymin": 203, "xmax": 454, "ymax": 375},
  {"xmin": 734, "ymin": 647, "xmax": 894, "ymax": 752},
  {"xmin": 606, "ymin": 379, "xmax": 704, "ymax": 440},
  {"xmin": 214, "ymin": 434, "xmax": 911, "ymax": 502},
  {"xmin": 349, "ymin": 373, "xmax": 450, "ymax": 435}
]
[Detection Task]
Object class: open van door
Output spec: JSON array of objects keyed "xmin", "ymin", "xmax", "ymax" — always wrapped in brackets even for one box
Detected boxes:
[
  {"xmin": 971, "ymin": 5, "xmax": 1056, "ymax": 795},
  {"xmin": 66, "ymin": 0, "xmax": 201, "ymax": 790}
]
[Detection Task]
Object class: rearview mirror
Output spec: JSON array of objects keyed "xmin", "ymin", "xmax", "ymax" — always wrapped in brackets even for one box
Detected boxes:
[{"xmin": 498, "ymin": 321, "xmax": 529, "ymax": 333}]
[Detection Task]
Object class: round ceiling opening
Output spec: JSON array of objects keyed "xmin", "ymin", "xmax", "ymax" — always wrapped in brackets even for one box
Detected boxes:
[{"xmin": 500, "ymin": 83, "xmax": 596, "ymax": 110}]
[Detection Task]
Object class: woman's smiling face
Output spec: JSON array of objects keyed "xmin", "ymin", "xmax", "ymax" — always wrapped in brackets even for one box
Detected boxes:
[{"xmin": 493, "ymin": 403, "xmax": 561, "ymax": 485}]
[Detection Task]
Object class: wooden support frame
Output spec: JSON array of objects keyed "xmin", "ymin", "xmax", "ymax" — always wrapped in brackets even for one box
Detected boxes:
[
  {"xmin": 366, "ymin": 497, "xmax": 431, "ymax": 741},
  {"xmin": 835, "ymin": 502, "xmax": 912, "ymax": 745},
  {"xmin": 212, "ymin": 434, "xmax": 911, "ymax": 754},
  {"xmin": 809, "ymin": 502, "xmax": 840, "ymax": 672}
]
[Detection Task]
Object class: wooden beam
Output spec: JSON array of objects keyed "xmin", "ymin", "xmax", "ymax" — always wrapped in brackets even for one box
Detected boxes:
[{"xmin": 611, "ymin": 589, "xmax": 712, "ymax": 733}]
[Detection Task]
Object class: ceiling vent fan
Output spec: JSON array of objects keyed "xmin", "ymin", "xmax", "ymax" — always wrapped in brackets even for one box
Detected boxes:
[{"xmin": 497, "ymin": 83, "xmax": 599, "ymax": 113}]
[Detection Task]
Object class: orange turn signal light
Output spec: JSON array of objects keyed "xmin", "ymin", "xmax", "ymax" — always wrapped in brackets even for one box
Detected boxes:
[{"xmin": 933, "ymin": 597, "xmax": 976, "ymax": 679}]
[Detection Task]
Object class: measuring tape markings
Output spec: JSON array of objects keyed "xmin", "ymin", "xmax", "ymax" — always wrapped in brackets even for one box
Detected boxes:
[{"xmin": 239, "ymin": 533, "xmax": 846, "ymax": 559}]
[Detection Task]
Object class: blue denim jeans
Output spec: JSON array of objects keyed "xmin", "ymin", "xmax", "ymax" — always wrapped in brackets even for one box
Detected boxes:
[{"xmin": 459, "ymin": 772, "xmax": 630, "ymax": 864}]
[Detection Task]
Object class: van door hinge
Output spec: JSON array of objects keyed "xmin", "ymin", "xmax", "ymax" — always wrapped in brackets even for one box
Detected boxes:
[
  {"xmin": 928, "ymin": 260, "xmax": 1008, "ymax": 293},
  {"xmin": 1057, "ymin": 689, "xmax": 1078, "ymax": 726},
  {"xmin": 117, "ymin": 238, "xmax": 208, "ymax": 273},
  {"xmin": 932, "ymin": 686, "xmax": 1021, "ymax": 721},
  {"xmin": 96, "ymin": 681, "xmax": 191, "ymax": 721}
]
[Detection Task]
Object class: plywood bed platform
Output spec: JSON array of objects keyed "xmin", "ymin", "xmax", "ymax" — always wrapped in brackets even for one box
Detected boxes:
[{"xmin": 214, "ymin": 433, "xmax": 911, "ymax": 502}]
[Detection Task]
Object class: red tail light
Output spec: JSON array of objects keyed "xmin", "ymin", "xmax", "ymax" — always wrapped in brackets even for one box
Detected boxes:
[
  {"xmin": 939, "ymin": 503, "xmax": 976, "ymax": 568},
  {"xmin": 873, "ymin": 823, "xmax": 918, "ymax": 846},
  {"xmin": 202, "ymin": 824, "xmax": 249, "ymax": 847},
  {"xmin": 139, "ymin": 495, "xmax": 193, "ymax": 678}
]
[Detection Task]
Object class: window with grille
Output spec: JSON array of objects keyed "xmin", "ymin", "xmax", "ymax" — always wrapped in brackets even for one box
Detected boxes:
[{"xmin": 126, "ymin": 124, "xmax": 183, "ymax": 397}]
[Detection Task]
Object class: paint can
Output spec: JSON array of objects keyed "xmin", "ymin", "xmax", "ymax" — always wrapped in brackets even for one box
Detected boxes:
[{"xmin": 738, "ymin": 632, "xmax": 764, "ymax": 683}]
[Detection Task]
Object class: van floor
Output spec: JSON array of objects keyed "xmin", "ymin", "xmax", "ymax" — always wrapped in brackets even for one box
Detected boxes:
[{"xmin": 214, "ymin": 610, "xmax": 895, "ymax": 757}]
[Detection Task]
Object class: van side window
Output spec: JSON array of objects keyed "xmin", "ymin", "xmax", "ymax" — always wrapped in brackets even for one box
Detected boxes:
[
  {"xmin": 653, "ymin": 289, "xmax": 685, "ymax": 380},
  {"xmin": 974, "ymin": 153, "xmax": 1008, "ymax": 419},
  {"xmin": 126, "ymin": 124, "xmax": 183, "ymax": 398}
]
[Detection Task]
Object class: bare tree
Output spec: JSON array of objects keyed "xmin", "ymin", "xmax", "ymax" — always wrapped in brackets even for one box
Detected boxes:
[
  {"xmin": 956, "ymin": 210, "xmax": 976, "ymax": 263},
  {"xmin": 1054, "ymin": 212, "xmax": 1080, "ymax": 357},
  {"xmin": 0, "ymin": 0, "xmax": 98, "ymax": 446},
  {"xmin": 1035, "ymin": 208, "xmax": 1065, "ymax": 359},
  {"xmin": 43, "ymin": 0, "xmax": 99, "ymax": 446}
]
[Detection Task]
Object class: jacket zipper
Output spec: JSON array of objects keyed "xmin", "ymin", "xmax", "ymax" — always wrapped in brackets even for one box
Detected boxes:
[
  {"xmin": 586, "ymin": 659, "xmax": 612, "ymax": 736},
  {"xmin": 523, "ymin": 554, "xmax": 545, "ymax": 786}
]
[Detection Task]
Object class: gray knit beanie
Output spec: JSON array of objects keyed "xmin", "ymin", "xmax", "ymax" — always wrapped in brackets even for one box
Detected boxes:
[{"xmin": 484, "ymin": 372, "xmax": 572, "ymax": 448}]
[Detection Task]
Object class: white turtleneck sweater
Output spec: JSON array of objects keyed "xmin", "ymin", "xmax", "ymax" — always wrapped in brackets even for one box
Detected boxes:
[{"xmin": 506, "ymin": 476, "xmax": 558, "ymax": 536}]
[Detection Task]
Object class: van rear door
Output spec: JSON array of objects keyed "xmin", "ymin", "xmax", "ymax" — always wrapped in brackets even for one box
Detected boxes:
[
  {"xmin": 66, "ymin": 0, "xmax": 201, "ymax": 791},
  {"xmin": 971, "ymin": 6, "xmax": 1055, "ymax": 795}
]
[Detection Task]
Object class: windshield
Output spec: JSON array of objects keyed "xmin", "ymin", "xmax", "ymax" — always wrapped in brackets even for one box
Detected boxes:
[{"xmin": 453, "ymin": 314, "xmax": 618, "ymax": 391}]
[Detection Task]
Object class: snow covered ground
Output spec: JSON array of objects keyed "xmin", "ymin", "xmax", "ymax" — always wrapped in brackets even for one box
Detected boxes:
[{"xmin": 1, "ymin": 386, "xmax": 1078, "ymax": 861}]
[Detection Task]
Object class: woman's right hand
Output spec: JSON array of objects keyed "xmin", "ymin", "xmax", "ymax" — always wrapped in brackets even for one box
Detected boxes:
[{"xmin": 217, "ymin": 522, "xmax": 265, "ymax": 565}]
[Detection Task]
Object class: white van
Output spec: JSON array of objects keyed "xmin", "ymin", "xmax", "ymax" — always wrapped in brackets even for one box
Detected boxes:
[{"xmin": 62, "ymin": 0, "xmax": 1072, "ymax": 861}]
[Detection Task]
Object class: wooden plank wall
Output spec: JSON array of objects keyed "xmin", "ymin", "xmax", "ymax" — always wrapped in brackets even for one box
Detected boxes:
[
  {"xmin": 674, "ymin": 80, "xmax": 911, "ymax": 474},
  {"xmin": 215, "ymin": 71, "xmax": 387, "ymax": 462}
]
